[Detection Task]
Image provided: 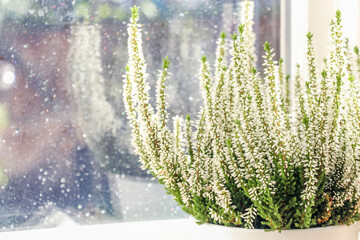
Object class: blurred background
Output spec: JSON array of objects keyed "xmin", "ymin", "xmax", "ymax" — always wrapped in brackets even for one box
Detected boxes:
[{"xmin": 0, "ymin": 0, "xmax": 280, "ymax": 231}]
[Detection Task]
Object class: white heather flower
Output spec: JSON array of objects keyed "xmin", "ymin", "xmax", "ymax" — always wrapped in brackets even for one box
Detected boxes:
[
  {"xmin": 212, "ymin": 178, "xmax": 234, "ymax": 214},
  {"xmin": 299, "ymin": 33, "xmax": 322, "ymax": 211},
  {"xmin": 125, "ymin": 7, "xmax": 175, "ymax": 189},
  {"xmin": 278, "ymin": 59, "xmax": 289, "ymax": 111},
  {"xmin": 209, "ymin": 208, "xmax": 224, "ymax": 223},
  {"xmin": 210, "ymin": 58, "xmax": 231, "ymax": 184},
  {"xmin": 239, "ymin": 0, "xmax": 257, "ymax": 66},
  {"xmin": 354, "ymin": 46, "xmax": 360, "ymax": 80},
  {"xmin": 156, "ymin": 58, "xmax": 170, "ymax": 128},
  {"xmin": 230, "ymin": 26, "xmax": 250, "ymax": 121},
  {"xmin": 215, "ymin": 33, "xmax": 228, "ymax": 68},
  {"xmin": 344, "ymin": 39, "xmax": 357, "ymax": 77},
  {"xmin": 332, "ymin": 75, "xmax": 360, "ymax": 207},
  {"xmin": 325, "ymin": 12, "xmax": 347, "ymax": 180},
  {"xmin": 199, "ymin": 57, "xmax": 214, "ymax": 126},
  {"xmin": 262, "ymin": 43, "xmax": 290, "ymax": 174},
  {"xmin": 241, "ymin": 205, "xmax": 257, "ymax": 229},
  {"xmin": 123, "ymin": 68, "xmax": 149, "ymax": 168}
]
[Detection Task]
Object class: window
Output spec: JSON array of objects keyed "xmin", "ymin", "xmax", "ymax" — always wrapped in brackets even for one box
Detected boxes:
[
  {"xmin": 282, "ymin": 0, "xmax": 360, "ymax": 77},
  {"xmin": 0, "ymin": 0, "xmax": 280, "ymax": 232}
]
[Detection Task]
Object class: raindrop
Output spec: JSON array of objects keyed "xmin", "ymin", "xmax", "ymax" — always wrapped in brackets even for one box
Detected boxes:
[
  {"xmin": 38, "ymin": 9, "xmax": 44, "ymax": 17},
  {"xmin": 2, "ymin": 70, "xmax": 15, "ymax": 85}
]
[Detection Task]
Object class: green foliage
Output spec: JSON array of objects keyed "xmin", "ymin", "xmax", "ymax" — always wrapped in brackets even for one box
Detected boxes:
[
  {"xmin": 306, "ymin": 32, "xmax": 313, "ymax": 40},
  {"xmin": 238, "ymin": 24, "xmax": 245, "ymax": 34},
  {"xmin": 263, "ymin": 41, "xmax": 271, "ymax": 52},
  {"xmin": 131, "ymin": 6, "xmax": 139, "ymax": 22},
  {"xmin": 220, "ymin": 32, "xmax": 226, "ymax": 40},
  {"xmin": 355, "ymin": 46, "xmax": 359, "ymax": 55},
  {"xmin": 201, "ymin": 56, "xmax": 207, "ymax": 63},
  {"xmin": 163, "ymin": 56, "xmax": 170, "ymax": 69}
]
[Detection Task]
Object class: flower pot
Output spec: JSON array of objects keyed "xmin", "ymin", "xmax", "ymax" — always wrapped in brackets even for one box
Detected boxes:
[{"xmin": 195, "ymin": 223, "xmax": 360, "ymax": 240}]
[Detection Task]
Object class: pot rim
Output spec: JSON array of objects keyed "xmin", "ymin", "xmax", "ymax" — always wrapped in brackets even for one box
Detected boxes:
[{"xmin": 202, "ymin": 222, "xmax": 360, "ymax": 233}]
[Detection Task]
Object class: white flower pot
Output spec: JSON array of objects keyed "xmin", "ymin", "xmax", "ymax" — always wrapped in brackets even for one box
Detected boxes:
[{"xmin": 195, "ymin": 223, "xmax": 360, "ymax": 240}]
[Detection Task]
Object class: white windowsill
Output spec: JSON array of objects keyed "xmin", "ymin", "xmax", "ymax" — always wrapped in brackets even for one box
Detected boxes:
[
  {"xmin": 0, "ymin": 218, "xmax": 199, "ymax": 240},
  {"xmin": 1, "ymin": 217, "xmax": 360, "ymax": 240}
]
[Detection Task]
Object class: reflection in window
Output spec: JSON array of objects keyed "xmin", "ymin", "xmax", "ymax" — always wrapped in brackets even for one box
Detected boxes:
[{"xmin": 0, "ymin": 0, "xmax": 280, "ymax": 231}]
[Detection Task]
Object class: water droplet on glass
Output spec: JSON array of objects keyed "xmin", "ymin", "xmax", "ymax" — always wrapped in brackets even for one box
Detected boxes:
[
  {"xmin": 38, "ymin": 9, "xmax": 44, "ymax": 17},
  {"xmin": 3, "ymin": 70, "xmax": 15, "ymax": 85}
]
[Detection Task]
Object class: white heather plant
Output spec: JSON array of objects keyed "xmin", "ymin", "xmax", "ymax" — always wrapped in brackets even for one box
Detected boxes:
[{"xmin": 123, "ymin": 2, "xmax": 360, "ymax": 231}]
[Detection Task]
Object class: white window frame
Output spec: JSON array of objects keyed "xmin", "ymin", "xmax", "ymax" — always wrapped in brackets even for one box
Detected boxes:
[
  {"xmin": 281, "ymin": 0, "xmax": 360, "ymax": 77},
  {"xmin": 2, "ymin": 1, "xmax": 360, "ymax": 239}
]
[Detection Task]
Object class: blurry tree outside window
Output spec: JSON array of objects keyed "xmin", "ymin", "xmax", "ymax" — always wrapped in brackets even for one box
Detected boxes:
[{"xmin": 0, "ymin": 0, "xmax": 280, "ymax": 231}]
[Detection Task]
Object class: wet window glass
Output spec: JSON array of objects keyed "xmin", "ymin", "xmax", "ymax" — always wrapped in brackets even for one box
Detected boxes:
[{"xmin": 0, "ymin": 0, "xmax": 280, "ymax": 231}]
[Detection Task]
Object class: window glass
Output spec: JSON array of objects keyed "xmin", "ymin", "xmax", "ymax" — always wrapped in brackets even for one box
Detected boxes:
[{"xmin": 0, "ymin": 0, "xmax": 280, "ymax": 231}]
